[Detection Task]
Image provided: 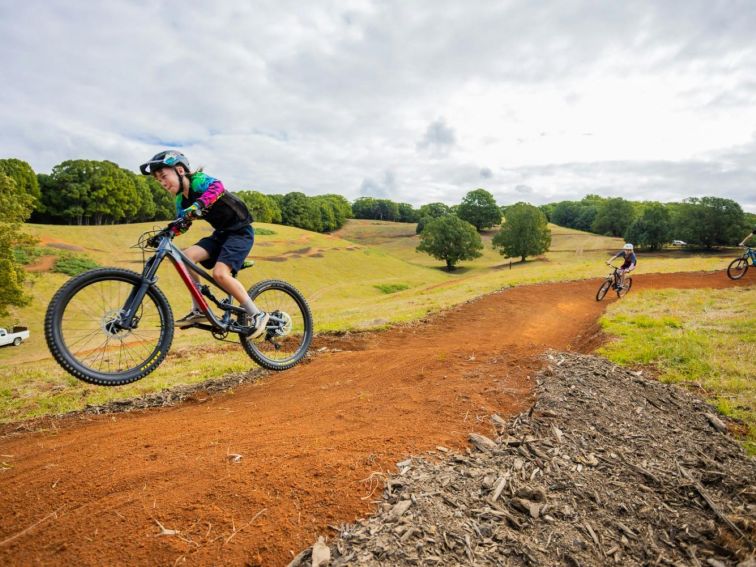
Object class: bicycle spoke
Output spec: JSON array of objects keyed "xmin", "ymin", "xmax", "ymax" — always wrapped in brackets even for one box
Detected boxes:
[{"xmin": 57, "ymin": 277, "xmax": 166, "ymax": 375}]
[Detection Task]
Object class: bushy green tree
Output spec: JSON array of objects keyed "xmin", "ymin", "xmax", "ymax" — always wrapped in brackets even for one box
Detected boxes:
[
  {"xmin": 281, "ymin": 192, "xmax": 321, "ymax": 231},
  {"xmin": 550, "ymin": 201, "xmax": 581, "ymax": 228},
  {"xmin": 457, "ymin": 188, "xmax": 501, "ymax": 231},
  {"xmin": 131, "ymin": 174, "xmax": 157, "ymax": 221},
  {"xmin": 592, "ymin": 197, "xmax": 635, "ymax": 236},
  {"xmin": 313, "ymin": 194, "xmax": 350, "ymax": 232},
  {"xmin": 0, "ymin": 173, "xmax": 34, "ymax": 317},
  {"xmin": 415, "ymin": 215, "xmax": 432, "ymax": 234},
  {"xmin": 418, "ymin": 202, "xmax": 451, "ymax": 219},
  {"xmin": 492, "ymin": 202, "xmax": 551, "ymax": 262},
  {"xmin": 352, "ymin": 197, "xmax": 377, "ymax": 219},
  {"xmin": 0, "ymin": 158, "xmax": 40, "ymax": 204},
  {"xmin": 624, "ymin": 204, "xmax": 672, "ymax": 250},
  {"xmin": 237, "ymin": 190, "xmax": 279, "ymax": 223},
  {"xmin": 416, "ymin": 215, "xmax": 483, "ymax": 270},
  {"xmin": 672, "ymin": 196, "xmax": 747, "ymax": 248},
  {"xmin": 397, "ymin": 203, "xmax": 419, "ymax": 223},
  {"xmin": 145, "ymin": 175, "xmax": 175, "ymax": 220}
]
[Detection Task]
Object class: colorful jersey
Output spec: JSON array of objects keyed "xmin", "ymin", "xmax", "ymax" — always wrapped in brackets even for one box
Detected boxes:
[
  {"xmin": 173, "ymin": 172, "xmax": 251, "ymax": 234},
  {"xmin": 175, "ymin": 172, "xmax": 224, "ymax": 217}
]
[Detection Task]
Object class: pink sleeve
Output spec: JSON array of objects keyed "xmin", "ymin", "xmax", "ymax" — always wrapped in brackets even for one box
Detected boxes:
[{"xmin": 197, "ymin": 180, "xmax": 225, "ymax": 209}]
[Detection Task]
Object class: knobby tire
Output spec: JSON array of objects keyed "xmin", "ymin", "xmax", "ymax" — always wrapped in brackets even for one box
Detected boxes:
[
  {"xmin": 727, "ymin": 258, "xmax": 748, "ymax": 280},
  {"xmin": 596, "ymin": 279, "xmax": 612, "ymax": 301},
  {"xmin": 240, "ymin": 279, "xmax": 313, "ymax": 371},
  {"xmin": 617, "ymin": 277, "xmax": 633, "ymax": 298},
  {"xmin": 45, "ymin": 268, "xmax": 174, "ymax": 386}
]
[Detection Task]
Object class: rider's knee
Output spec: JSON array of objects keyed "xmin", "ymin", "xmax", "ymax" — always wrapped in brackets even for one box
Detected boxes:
[{"xmin": 212, "ymin": 265, "xmax": 231, "ymax": 283}]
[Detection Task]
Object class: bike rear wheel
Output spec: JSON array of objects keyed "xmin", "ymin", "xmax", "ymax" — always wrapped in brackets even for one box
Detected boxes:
[
  {"xmin": 596, "ymin": 279, "xmax": 612, "ymax": 301},
  {"xmin": 45, "ymin": 268, "xmax": 174, "ymax": 386},
  {"xmin": 727, "ymin": 257, "xmax": 748, "ymax": 280},
  {"xmin": 240, "ymin": 279, "xmax": 313, "ymax": 371},
  {"xmin": 617, "ymin": 277, "xmax": 632, "ymax": 297}
]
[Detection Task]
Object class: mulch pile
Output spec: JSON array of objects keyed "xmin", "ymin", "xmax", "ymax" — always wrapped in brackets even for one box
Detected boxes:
[{"xmin": 293, "ymin": 352, "xmax": 755, "ymax": 566}]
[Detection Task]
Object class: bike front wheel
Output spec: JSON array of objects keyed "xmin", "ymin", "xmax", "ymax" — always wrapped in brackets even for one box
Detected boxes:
[
  {"xmin": 45, "ymin": 268, "xmax": 174, "ymax": 386},
  {"xmin": 727, "ymin": 257, "xmax": 749, "ymax": 280},
  {"xmin": 596, "ymin": 279, "xmax": 612, "ymax": 301},
  {"xmin": 240, "ymin": 280, "xmax": 313, "ymax": 371},
  {"xmin": 617, "ymin": 277, "xmax": 633, "ymax": 297}
]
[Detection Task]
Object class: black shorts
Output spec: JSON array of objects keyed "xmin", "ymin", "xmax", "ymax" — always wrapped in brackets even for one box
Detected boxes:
[{"xmin": 196, "ymin": 225, "xmax": 254, "ymax": 273}]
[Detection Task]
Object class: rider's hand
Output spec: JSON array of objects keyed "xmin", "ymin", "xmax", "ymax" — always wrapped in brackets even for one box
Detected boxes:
[
  {"xmin": 169, "ymin": 217, "xmax": 191, "ymax": 236},
  {"xmin": 183, "ymin": 203, "xmax": 203, "ymax": 219}
]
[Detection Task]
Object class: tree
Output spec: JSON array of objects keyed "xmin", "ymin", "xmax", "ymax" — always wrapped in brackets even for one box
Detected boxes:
[
  {"xmin": 592, "ymin": 197, "xmax": 635, "ymax": 236},
  {"xmin": 145, "ymin": 175, "xmax": 175, "ymax": 220},
  {"xmin": 415, "ymin": 215, "xmax": 433, "ymax": 234},
  {"xmin": 550, "ymin": 201, "xmax": 581, "ymax": 228},
  {"xmin": 129, "ymin": 174, "xmax": 156, "ymax": 221},
  {"xmin": 672, "ymin": 196, "xmax": 747, "ymax": 248},
  {"xmin": 418, "ymin": 202, "xmax": 451, "ymax": 219},
  {"xmin": 281, "ymin": 192, "xmax": 321, "ymax": 231},
  {"xmin": 352, "ymin": 197, "xmax": 377, "ymax": 219},
  {"xmin": 416, "ymin": 215, "xmax": 483, "ymax": 270},
  {"xmin": 237, "ymin": 190, "xmax": 279, "ymax": 223},
  {"xmin": 0, "ymin": 173, "xmax": 34, "ymax": 317},
  {"xmin": 624, "ymin": 204, "xmax": 672, "ymax": 251},
  {"xmin": 313, "ymin": 194, "xmax": 350, "ymax": 232},
  {"xmin": 0, "ymin": 158, "xmax": 40, "ymax": 204},
  {"xmin": 397, "ymin": 203, "xmax": 419, "ymax": 223},
  {"xmin": 457, "ymin": 188, "xmax": 501, "ymax": 231},
  {"xmin": 492, "ymin": 202, "xmax": 551, "ymax": 262}
]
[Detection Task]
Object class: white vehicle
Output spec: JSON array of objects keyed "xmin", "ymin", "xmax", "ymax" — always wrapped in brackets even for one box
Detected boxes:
[
  {"xmin": 672, "ymin": 240, "xmax": 687, "ymax": 246},
  {"xmin": 0, "ymin": 326, "xmax": 29, "ymax": 347}
]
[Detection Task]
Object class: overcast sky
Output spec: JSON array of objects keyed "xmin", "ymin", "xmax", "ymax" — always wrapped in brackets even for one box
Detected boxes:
[{"xmin": 1, "ymin": 0, "xmax": 755, "ymax": 211}]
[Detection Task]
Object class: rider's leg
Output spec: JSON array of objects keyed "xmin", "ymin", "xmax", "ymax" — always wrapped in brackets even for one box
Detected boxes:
[
  {"xmin": 212, "ymin": 262, "xmax": 256, "ymax": 308},
  {"xmin": 183, "ymin": 245, "xmax": 211, "ymax": 310},
  {"xmin": 213, "ymin": 262, "xmax": 269, "ymax": 337}
]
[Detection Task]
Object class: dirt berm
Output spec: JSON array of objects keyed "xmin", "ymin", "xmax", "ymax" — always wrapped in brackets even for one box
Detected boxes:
[{"xmin": 0, "ymin": 271, "xmax": 753, "ymax": 566}]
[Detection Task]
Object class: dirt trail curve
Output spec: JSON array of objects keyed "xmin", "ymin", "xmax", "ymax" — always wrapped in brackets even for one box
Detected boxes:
[{"xmin": 0, "ymin": 271, "xmax": 751, "ymax": 566}]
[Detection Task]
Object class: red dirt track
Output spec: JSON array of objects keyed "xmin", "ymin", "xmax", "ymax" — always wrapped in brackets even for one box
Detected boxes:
[{"xmin": 0, "ymin": 272, "xmax": 751, "ymax": 566}]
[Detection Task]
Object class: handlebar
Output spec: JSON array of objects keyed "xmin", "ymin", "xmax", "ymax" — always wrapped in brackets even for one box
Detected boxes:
[{"xmin": 145, "ymin": 217, "xmax": 192, "ymax": 248}]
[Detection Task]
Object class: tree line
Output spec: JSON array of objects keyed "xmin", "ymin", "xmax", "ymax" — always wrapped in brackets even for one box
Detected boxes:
[{"xmin": 541, "ymin": 195, "xmax": 752, "ymax": 250}]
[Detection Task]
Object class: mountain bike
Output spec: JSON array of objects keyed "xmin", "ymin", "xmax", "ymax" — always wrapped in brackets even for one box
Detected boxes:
[
  {"xmin": 44, "ymin": 218, "xmax": 313, "ymax": 386},
  {"xmin": 596, "ymin": 264, "xmax": 633, "ymax": 301},
  {"xmin": 726, "ymin": 246, "xmax": 755, "ymax": 280}
]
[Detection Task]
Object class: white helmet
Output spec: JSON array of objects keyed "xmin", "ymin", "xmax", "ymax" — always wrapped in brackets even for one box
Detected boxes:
[{"xmin": 623, "ymin": 243, "xmax": 634, "ymax": 250}]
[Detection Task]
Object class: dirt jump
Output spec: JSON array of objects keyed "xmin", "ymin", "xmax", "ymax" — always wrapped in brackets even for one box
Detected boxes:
[{"xmin": 0, "ymin": 271, "xmax": 752, "ymax": 566}]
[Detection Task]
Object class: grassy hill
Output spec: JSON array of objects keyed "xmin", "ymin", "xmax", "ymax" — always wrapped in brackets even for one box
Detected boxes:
[{"xmin": 0, "ymin": 219, "xmax": 739, "ymax": 421}]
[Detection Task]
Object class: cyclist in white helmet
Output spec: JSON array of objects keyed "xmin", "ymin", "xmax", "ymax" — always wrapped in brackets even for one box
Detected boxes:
[{"xmin": 607, "ymin": 243, "xmax": 637, "ymax": 289}]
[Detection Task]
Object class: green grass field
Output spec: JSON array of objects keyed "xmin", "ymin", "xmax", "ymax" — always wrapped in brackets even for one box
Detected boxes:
[
  {"xmin": 0, "ymin": 219, "xmax": 745, "ymax": 424},
  {"xmin": 598, "ymin": 287, "xmax": 756, "ymax": 454}
]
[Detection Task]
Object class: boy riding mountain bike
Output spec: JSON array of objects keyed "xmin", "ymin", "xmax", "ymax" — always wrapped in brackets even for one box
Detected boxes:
[
  {"xmin": 607, "ymin": 242, "xmax": 637, "ymax": 288},
  {"xmin": 140, "ymin": 150, "xmax": 269, "ymax": 338}
]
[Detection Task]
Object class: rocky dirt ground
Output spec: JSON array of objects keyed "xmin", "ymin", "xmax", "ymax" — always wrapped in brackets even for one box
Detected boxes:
[{"xmin": 293, "ymin": 353, "xmax": 755, "ymax": 567}]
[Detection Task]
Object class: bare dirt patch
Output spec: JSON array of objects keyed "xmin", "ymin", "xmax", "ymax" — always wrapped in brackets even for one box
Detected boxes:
[
  {"xmin": 0, "ymin": 271, "xmax": 751, "ymax": 566},
  {"xmin": 24, "ymin": 255, "xmax": 56, "ymax": 272}
]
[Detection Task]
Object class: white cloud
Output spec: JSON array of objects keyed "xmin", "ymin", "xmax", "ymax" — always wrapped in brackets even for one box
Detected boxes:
[{"xmin": 1, "ymin": 0, "xmax": 755, "ymax": 212}]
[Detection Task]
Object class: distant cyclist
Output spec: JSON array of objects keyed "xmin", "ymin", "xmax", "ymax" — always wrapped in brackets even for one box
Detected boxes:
[
  {"xmin": 607, "ymin": 243, "xmax": 637, "ymax": 288},
  {"xmin": 739, "ymin": 226, "xmax": 756, "ymax": 247}
]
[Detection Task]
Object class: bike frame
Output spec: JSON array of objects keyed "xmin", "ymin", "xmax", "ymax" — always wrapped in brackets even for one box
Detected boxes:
[
  {"xmin": 743, "ymin": 247, "xmax": 756, "ymax": 265},
  {"xmin": 119, "ymin": 232, "xmax": 244, "ymax": 332}
]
